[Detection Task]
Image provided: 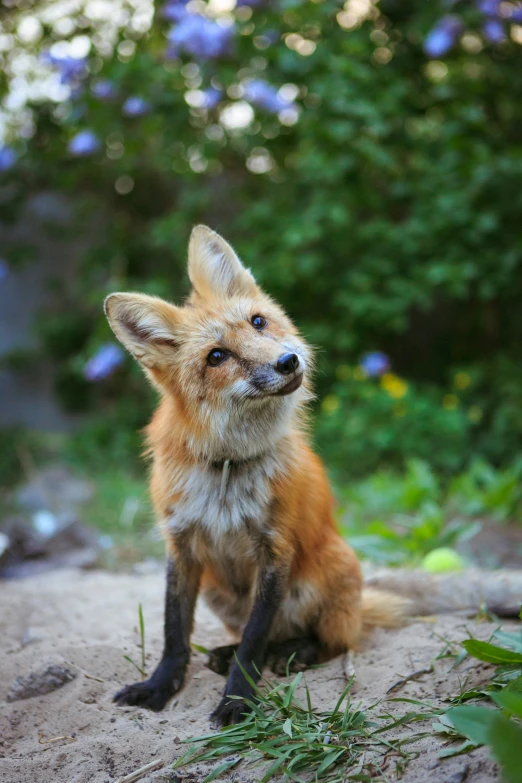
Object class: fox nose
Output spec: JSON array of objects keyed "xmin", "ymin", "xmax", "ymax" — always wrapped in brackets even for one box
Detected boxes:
[{"xmin": 275, "ymin": 352, "xmax": 300, "ymax": 375}]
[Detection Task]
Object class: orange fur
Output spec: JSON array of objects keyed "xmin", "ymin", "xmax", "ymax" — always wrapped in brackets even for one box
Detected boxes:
[{"xmin": 106, "ymin": 225, "xmax": 408, "ymax": 665}]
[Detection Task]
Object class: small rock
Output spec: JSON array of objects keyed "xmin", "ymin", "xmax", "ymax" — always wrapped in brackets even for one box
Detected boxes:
[
  {"xmin": 7, "ymin": 664, "xmax": 76, "ymax": 702},
  {"xmin": 445, "ymin": 764, "xmax": 469, "ymax": 783}
]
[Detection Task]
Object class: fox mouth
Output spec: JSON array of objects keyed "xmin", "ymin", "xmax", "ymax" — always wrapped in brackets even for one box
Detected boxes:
[{"xmin": 271, "ymin": 373, "xmax": 303, "ymax": 396}]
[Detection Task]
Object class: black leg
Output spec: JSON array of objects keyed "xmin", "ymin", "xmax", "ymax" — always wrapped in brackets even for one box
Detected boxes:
[
  {"xmin": 114, "ymin": 556, "xmax": 201, "ymax": 711},
  {"xmin": 205, "ymin": 644, "xmax": 240, "ymax": 676},
  {"xmin": 267, "ymin": 636, "xmax": 322, "ymax": 676},
  {"xmin": 210, "ymin": 562, "xmax": 289, "ymax": 727}
]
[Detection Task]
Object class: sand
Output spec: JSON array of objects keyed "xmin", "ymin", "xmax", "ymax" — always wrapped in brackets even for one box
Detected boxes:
[{"xmin": 0, "ymin": 567, "xmax": 507, "ymax": 783}]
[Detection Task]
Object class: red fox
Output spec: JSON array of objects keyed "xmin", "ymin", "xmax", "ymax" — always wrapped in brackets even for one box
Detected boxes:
[{"xmin": 105, "ymin": 226, "xmax": 409, "ymax": 727}]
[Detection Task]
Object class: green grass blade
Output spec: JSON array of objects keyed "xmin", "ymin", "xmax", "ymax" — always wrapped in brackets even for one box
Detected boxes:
[{"xmin": 201, "ymin": 756, "xmax": 241, "ymax": 782}]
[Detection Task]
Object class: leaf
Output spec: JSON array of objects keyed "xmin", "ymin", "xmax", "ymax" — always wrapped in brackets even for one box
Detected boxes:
[
  {"xmin": 462, "ymin": 640, "xmax": 522, "ymax": 665},
  {"xmin": 488, "ymin": 713, "xmax": 522, "ymax": 783},
  {"xmin": 493, "ymin": 630, "xmax": 522, "ymax": 655},
  {"xmin": 505, "ymin": 674, "xmax": 522, "ymax": 695},
  {"xmin": 446, "ymin": 705, "xmax": 496, "ymax": 745},
  {"xmin": 282, "ymin": 718, "xmax": 293, "ymax": 738},
  {"xmin": 491, "ymin": 690, "xmax": 522, "ymax": 719},
  {"xmin": 202, "ymin": 756, "xmax": 242, "ymax": 782},
  {"xmin": 191, "ymin": 643, "xmax": 210, "ymax": 654},
  {"xmin": 283, "ymin": 672, "xmax": 303, "ymax": 709},
  {"xmin": 122, "ymin": 655, "xmax": 146, "ymax": 679},
  {"xmin": 439, "ymin": 739, "xmax": 478, "ymax": 759},
  {"xmin": 261, "ymin": 756, "xmax": 286, "ymax": 782}
]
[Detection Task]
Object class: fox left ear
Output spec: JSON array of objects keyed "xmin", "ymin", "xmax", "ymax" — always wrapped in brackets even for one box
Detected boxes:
[{"xmin": 188, "ymin": 225, "xmax": 259, "ymax": 300}]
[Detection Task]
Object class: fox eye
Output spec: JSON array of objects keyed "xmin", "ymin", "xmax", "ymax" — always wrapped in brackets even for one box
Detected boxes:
[
  {"xmin": 207, "ymin": 349, "xmax": 227, "ymax": 367},
  {"xmin": 251, "ymin": 315, "xmax": 267, "ymax": 330}
]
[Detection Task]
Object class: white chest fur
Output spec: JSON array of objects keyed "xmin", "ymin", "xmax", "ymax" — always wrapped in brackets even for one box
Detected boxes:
[{"xmin": 166, "ymin": 452, "xmax": 283, "ymax": 543}]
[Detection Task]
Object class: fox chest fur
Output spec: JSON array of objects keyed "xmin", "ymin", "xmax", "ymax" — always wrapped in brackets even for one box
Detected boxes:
[{"xmin": 164, "ymin": 452, "xmax": 285, "ymax": 583}]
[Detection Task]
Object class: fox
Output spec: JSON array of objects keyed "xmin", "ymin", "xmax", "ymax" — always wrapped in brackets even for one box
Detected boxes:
[{"xmin": 104, "ymin": 225, "xmax": 409, "ymax": 727}]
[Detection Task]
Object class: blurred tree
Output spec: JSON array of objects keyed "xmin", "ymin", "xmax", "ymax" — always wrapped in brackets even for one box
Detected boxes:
[{"xmin": 1, "ymin": 0, "xmax": 522, "ymax": 479}]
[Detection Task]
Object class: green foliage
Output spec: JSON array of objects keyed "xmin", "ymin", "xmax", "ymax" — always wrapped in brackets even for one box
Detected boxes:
[
  {"xmin": 2, "ymin": 1, "xmax": 522, "ymax": 478},
  {"xmin": 337, "ymin": 458, "xmax": 522, "ymax": 566},
  {"xmin": 174, "ymin": 672, "xmax": 417, "ymax": 782},
  {"xmin": 439, "ymin": 623, "xmax": 522, "ymax": 783}
]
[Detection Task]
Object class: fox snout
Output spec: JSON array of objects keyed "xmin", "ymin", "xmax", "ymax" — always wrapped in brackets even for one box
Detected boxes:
[
  {"xmin": 249, "ymin": 351, "xmax": 304, "ymax": 398},
  {"xmin": 276, "ymin": 352, "xmax": 300, "ymax": 375}
]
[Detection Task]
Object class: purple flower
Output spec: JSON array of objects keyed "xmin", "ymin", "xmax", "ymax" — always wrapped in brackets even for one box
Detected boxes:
[
  {"xmin": 360, "ymin": 352, "xmax": 390, "ymax": 378},
  {"xmin": 84, "ymin": 343, "xmax": 124, "ymax": 381},
  {"xmin": 92, "ymin": 79, "xmax": 117, "ymax": 100},
  {"xmin": 167, "ymin": 15, "xmax": 234, "ymax": 59},
  {"xmin": 477, "ymin": 0, "xmax": 500, "ymax": 16},
  {"xmin": 0, "ymin": 259, "xmax": 9, "ymax": 280},
  {"xmin": 202, "ymin": 87, "xmax": 222, "ymax": 109},
  {"xmin": 243, "ymin": 79, "xmax": 294, "ymax": 113},
  {"xmin": 511, "ymin": 5, "xmax": 522, "ymax": 22},
  {"xmin": 424, "ymin": 16, "xmax": 463, "ymax": 58},
  {"xmin": 483, "ymin": 18, "xmax": 505, "ymax": 42},
  {"xmin": 162, "ymin": 0, "xmax": 190, "ymax": 22},
  {"xmin": 0, "ymin": 146, "xmax": 16, "ymax": 171},
  {"xmin": 43, "ymin": 52, "xmax": 88, "ymax": 86},
  {"xmin": 122, "ymin": 97, "xmax": 151, "ymax": 117},
  {"xmin": 68, "ymin": 130, "xmax": 101, "ymax": 156}
]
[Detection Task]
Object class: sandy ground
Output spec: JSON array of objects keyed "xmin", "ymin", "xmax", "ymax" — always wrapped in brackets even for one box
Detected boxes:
[{"xmin": 0, "ymin": 568, "xmax": 506, "ymax": 783}]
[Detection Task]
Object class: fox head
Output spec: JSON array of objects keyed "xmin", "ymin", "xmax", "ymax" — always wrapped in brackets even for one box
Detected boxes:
[{"xmin": 104, "ymin": 226, "xmax": 312, "ymax": 460}]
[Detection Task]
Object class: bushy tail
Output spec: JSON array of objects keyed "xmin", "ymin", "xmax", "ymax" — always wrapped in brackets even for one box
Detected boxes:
[
  {"xmin": 363, "ymin": 567, "xmax": 522, "ymax": 621},
  {"xmin": 361, "ymin": 587, "xmax": 412, "ymax": 631}
]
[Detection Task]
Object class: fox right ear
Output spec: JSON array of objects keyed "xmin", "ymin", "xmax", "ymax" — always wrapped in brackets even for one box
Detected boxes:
[
  {"xmin": 188, "ymin": 225, "xmax": 259, "ymax": 300},
  {"xmin": 104, "ymin": 293, "xmax": 182, "ymax": 368}
]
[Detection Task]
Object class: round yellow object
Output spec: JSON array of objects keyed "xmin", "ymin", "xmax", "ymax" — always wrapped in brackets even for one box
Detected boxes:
[{"xmin": 421, "ymin": 547, "xmax": 465, "ymax": 574}]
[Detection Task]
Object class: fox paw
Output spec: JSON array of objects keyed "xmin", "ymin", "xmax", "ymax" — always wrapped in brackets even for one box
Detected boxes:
[
  {"xmin": 113, "ymin": 679, "xmax": 175, "ymax": 712},
  {"xmin": 205, "ymin": 644, "xmax": 239, "ymax": 677},
  {"xmin": 210, "ymin": 697, "xmax": 251, "ymax": 728}
]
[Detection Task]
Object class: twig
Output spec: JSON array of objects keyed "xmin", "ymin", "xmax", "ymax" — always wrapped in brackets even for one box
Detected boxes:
[
  {"xmin": 85, "ymin": 672, "xmax": 105, "ymax": 683},
  {"xmin": 38, "ymin": 733, "xmax": 76, "ymax": 744},
  {"xmin": 386, "ymin": 666, "xmax": 433, "ymax": 694},
  {"xmin": 115, "ymin": 759, "xmax": 164, "ymax": 783}
]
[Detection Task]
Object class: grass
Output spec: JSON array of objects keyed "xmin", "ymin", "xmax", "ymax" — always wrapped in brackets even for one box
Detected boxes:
[
  {"xmin": 173, "ymin": 663, "xmax": 432, "ymax": 783},
  {"xmin": 171, "ymin": 615, "xmax": 522, "ymax": 783},
  {"xmin": 123, "ymin": 603, "xmax": 147, "ymax": 679}
]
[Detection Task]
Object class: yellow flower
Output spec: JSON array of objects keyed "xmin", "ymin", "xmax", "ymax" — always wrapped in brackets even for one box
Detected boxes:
[
  {"xmin": 322, "ymin": 394, "xmax": 340, "ymax": 415},
  {"xmin": 454, "ymin": 372, "xmax": 471, "ymax": 390},
  {"xmin": 380, "ymin": 373, "xmax": 408, "ymax": 399},
  {"xmin": 443, "ymin": 394, "xmax": 459, "ymax": 410},
  {"xmin": 336, "ymin": 364, "xmax": 351, "ymax": 381},
  {"xmin": 468, "ymin": 405, "xmax": 483, "ymax": 423}
]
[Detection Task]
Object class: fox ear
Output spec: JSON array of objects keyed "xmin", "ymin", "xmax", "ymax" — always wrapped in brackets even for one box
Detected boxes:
[
  {"xmin": 188, "ymin": 225, "xmax": 258, "ymax": 299},
  {"xmin": 104, "ymin": 293, "xmax": 182, "ymax": 368}
]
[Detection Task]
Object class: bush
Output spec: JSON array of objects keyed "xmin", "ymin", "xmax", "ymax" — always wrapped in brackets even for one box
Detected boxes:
[{"xmin": 2, "ymin": 0, "xmax": 522, "ymax": 477}]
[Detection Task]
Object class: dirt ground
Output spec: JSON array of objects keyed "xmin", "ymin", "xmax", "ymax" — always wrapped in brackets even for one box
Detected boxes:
[{"xmin": 0, "ymin": 567, "xmax": 508, "ymax": 783}]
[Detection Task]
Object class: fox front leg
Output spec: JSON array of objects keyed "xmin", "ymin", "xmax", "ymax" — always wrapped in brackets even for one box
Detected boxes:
[
  {"xmin": 210, "ymin": 561, "xmax": 289, "ymax": 727},
  {"xmin": 114, "ymin": 556, "xmax": 201, "ymax": 711}
]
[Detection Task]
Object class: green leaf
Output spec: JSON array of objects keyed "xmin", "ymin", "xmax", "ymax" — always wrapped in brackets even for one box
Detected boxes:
[
  {"xmin": 491, "ymin": 690, "xmax": 522, "ymax": 719},
  {"xmin": 202, "ymin": 756, "xmax": 242, "ymax": 782},
  {"xmin": 261, "ymin": 756, "xmax": 286, "ymax": 782},
  {"xmin": 505, "ymin": 674, "xmax": 522, "ymax": 695},
  {"xmin": 488, "ymin": 713, "xmax": 522, "ymax": 783},
  {"xmin": 446, "ymin": 705, "xmax": 496, "ymax": 745},
  {"xmin": 282, "ymin": 718, "xmax": 293, "ymax": 738},
  {"xmin": 462, "ymin": 640, "xmax": 522, "ymax": 665},
  {"xmin": 282, "ymin": 672, "xmax": 303, "ymax": 709},
  {"xmin": 493, "ymin": 630, "xmax": 522, "ymax": 655},
  {"xmin": 191, "ymin": 643, "xmax": 210, "ymax": 654}
]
